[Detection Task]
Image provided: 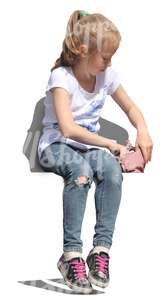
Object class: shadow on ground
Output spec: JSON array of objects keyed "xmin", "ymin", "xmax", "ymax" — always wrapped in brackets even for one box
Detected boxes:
[{"xmin": 18, "ymin": 278, "xmax": 104, "ymax": 295}]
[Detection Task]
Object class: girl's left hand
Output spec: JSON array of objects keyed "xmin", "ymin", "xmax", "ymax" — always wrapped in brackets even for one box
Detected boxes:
[{"xmin": 135, "ymin": 129, "xmax": 153, "ymax": 164}]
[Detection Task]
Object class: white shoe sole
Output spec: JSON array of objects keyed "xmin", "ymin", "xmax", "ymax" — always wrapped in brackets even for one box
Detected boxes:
[{"xmin": 88, "ymin": 271, "xmax": 109, "ymax": 288}]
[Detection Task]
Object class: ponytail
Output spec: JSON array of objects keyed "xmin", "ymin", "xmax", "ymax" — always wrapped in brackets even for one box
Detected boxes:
[{"xmin": 51, "ymin": 10, "xmax": 84, "ymax": 72}]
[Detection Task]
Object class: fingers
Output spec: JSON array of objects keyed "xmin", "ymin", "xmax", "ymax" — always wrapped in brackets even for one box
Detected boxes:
[
  {"xmin": 120, "ymin": 146, "xmax": 129, "ymax": 160},
  {"xmin": 148, "ymin": 147, "xmax": 153, "ymax": 161},
  {"xmin": 147, "ymin": 144, "xmax": 153, "ymax": 162},
  {"xmin": 140, "ymin": 145, "xmax": 153, "ymax": 163}
]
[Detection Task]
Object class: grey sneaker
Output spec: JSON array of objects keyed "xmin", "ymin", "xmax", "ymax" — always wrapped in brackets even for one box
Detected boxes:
[
  {"xmin": 57, "ymin": 254, "xmax": 93, "ymax": 293},
  {"xmin": 86, "ymin": 249, "xmax": 110, "ymax": 288}
]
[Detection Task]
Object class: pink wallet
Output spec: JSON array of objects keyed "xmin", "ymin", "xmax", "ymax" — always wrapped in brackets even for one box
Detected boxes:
[{"xmin": 116, "ymin": 140, "xmax": 146, "ymax": 173}]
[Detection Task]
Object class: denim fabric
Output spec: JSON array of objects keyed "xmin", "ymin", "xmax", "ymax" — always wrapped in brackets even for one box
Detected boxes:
[{"xmin": 39, "ymin": 142, "xmax": 123, "ymax": 253}]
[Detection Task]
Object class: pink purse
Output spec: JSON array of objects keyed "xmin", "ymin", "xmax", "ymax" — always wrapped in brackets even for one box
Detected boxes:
[{"xmin": 117, "ymin": 140, "xmax": 146, "ymax": 173}]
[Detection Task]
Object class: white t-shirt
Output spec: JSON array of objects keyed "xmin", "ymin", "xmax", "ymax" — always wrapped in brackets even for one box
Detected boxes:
[{"xmin": 38, "ymin": 66, "xmax": 121, "ymax": 159}]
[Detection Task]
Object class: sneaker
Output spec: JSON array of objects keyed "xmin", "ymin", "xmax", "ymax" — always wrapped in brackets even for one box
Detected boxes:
[
  {"xmin": 57, "ymin": 254, "xmax": 93, "ymax": 293},
  {"xmin": 86, "ymin": 249, "xmax": 110, "ymax": 288}
]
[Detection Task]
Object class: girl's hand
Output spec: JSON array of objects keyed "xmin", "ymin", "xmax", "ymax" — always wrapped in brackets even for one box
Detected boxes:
[
  {"xmin": 135, "ymin": 129, "xmax": 153, "ymax": 164},
  {"xmin": 107, "ymin": 141, "xmax": 128, "ymax": 159}
]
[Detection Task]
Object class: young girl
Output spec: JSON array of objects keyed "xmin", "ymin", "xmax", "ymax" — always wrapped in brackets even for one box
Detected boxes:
[{"xmin": 38, "ymin": 10, "xmax": 153, "ymax": 293}]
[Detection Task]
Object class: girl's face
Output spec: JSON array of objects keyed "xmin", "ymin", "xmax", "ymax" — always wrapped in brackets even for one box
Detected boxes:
[
  {"xmin": 87, "ymin": 51, "xmax": 112, "ymax": 75},
  {"xmin": 86, "ymin": 38, "xmax": 117, "ymax": 75}
]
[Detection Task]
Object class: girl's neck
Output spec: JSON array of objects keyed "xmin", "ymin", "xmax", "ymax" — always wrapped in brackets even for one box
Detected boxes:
[
  {"xmin": 71, "ymin": 62, "xmax": 96, "ymax": 93},
  {"xmin": 71, "ymin": 61, "xmax": 95, "ymax": 83}
]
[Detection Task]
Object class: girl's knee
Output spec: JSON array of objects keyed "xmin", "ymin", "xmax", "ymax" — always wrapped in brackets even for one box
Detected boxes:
[
  {"xmin": 64, "ymin": 164, "xmax": 94, "ymax": 188},
  {"xmin": 74, "ymin": 175, "xmax": 92, "ymax": 187},
  {"xmin": 64, "ymin": 174, "xmax": 93, "ymax": 189}
]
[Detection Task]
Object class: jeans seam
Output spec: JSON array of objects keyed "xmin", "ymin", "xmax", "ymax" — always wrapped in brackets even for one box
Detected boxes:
[{"xmin": 96, "ymin": 174, "xmax": 105, "ymax": 224}]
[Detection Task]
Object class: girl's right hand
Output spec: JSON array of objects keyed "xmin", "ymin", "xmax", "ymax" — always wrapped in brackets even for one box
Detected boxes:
[{"xmin": 106, "ymin": 141, "xmax": 128, "ymax": 159}]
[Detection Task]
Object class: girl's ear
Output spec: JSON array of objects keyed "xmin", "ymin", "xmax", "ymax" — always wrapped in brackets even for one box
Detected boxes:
[{"xmin": 78, "ymin": 44, "xmax": 88, "ymax": 58}]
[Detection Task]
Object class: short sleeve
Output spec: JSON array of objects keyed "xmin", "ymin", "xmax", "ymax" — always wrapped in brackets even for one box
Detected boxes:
[
  {"xmin": 46, "ymin": 67, "xmax": 70, "ymax": 94},
  {"xmin": 106, "ymin": 67, "xmax": 121, "ymax": 95}
]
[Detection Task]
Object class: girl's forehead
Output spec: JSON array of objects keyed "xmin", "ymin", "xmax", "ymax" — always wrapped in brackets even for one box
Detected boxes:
[
  {"xmin": 103, "ymin": 43, "xmax": 113, "ymax": 53},
  {"xmin": 101, "ymin": 37, "xmax": 118, "ymax": 56}
]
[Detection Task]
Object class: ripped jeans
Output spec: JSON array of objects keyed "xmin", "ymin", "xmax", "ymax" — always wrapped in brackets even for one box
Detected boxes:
[{"xmin": 39, "ymin": 142, "xmax": 123, "ymax": 253}]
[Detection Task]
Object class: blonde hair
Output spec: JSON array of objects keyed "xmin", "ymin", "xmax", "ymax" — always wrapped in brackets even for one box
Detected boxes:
[{"xmin": 51, "ymin": 10, "xmax": 121, "ymax": 72}]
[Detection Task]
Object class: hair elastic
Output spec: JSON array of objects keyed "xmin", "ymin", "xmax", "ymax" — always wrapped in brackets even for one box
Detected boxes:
[{"xmin": 79, "ymin": 10, "xmax": 90, "ymax": 17}]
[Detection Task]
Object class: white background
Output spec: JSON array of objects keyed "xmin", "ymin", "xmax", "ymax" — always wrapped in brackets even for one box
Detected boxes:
[{"xmin": 0, "ymin": 0, "xmax": 167, "ymax": 299}]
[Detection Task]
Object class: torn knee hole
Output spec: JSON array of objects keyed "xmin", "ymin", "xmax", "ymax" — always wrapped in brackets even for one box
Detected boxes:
[{"xmin": 74, "ymin": 176, "xmax": 90, "ymax": 187}]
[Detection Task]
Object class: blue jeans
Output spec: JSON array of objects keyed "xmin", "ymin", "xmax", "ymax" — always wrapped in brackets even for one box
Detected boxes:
[{"xmin": 39, "ymin": 142, "xmax": 123, "ymax": 253}]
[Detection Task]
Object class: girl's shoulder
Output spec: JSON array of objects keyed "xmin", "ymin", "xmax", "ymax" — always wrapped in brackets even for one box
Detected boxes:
[
  {"xmin": 51, "ymin": 66, "xmax": 72, "ymax": 78},
  {"xmin": 97, "ymin": 66, "xmax": 120, "ymax": 89},
  {"xmin": 46, "ymin": 66, "xmax": 74, "ymax": 94},
  {"xmin": 103, "ymin": 66, "xmax": 121, "ymax": 95}
]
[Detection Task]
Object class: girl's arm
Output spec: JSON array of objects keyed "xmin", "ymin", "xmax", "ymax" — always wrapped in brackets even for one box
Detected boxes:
[
  {"xmin": 52, "ymin": 87, "xmax": 126, "ymax": 155},
  {"xmin": 111, "ymin": 85, "xmax": 153, "ymax": 163}
]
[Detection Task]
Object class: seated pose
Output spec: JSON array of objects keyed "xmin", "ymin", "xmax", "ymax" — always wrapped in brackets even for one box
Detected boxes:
[{"xmin": 38, "ymin": 10, "xmax": 153, "ymax": 293}]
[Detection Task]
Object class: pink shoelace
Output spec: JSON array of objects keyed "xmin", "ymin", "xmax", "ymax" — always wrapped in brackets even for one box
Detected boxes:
[
  {"xmin": 71, "ymin": 259, "xmax": 87, "ymax": 280},
  {"xmin": 95, "ymin": 254, "xmax": 109, "ymax": 274}
]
